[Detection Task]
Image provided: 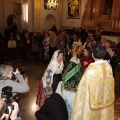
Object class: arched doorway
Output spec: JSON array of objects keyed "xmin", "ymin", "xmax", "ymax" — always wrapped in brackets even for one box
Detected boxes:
[
  {"xmin": 7, "ymin": 14, "xmax": 17, "ymax": 27},
  {"xmin": 44, "ymin": 14, "xmax": 55, "ymax": 31}
]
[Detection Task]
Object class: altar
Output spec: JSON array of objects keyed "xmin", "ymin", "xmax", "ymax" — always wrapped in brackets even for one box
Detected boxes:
[{"xmin": 102, "ymin": 35, "xmax": 120, "ymax": 44}]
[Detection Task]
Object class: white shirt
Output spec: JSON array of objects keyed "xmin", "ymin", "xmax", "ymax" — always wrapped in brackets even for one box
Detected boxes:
[{"xmin": 8, "ymin": 40, "xmax": 17, "ymax": 48}]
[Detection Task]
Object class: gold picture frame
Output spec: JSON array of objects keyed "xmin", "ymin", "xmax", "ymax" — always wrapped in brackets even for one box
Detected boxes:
[{"xmin": 67, "ymin": 0, "xmax": 81, "ymax": 19}]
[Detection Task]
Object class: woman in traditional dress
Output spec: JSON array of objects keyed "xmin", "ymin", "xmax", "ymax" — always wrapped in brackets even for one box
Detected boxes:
[
  {"xmin": 56, "ymin": 41, "xmax": 84, "ymax": 120},
  {"xmin": 36, "ymin": 50, "xmax": 64, "ymax": 107}
]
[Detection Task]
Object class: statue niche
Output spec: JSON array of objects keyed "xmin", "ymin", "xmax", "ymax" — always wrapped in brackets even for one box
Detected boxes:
[{"xmin": 101, "ymin": 0, "xmax": 113, "ymax": 16}]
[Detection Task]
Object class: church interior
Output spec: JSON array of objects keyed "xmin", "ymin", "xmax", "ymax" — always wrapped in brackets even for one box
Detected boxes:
[{"xmin": 0, "ymin": 0, "xmax": 120, "ymax": 120}]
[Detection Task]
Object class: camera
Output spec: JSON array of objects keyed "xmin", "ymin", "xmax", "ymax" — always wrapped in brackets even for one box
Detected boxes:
[
  {"xmin": 13, "ymin": 67, "xmax": 25, "ymax": 75},
  {"xmin": 1, "ymin": 86, "xmax": 19, "ymax": 114},
  {"xmin": 12, "ymin": 67, "xmax": 25, "ymax": 80},
  {"xmin": 4, "ymin": 61, "xmax": 25, "ymax": 75}
]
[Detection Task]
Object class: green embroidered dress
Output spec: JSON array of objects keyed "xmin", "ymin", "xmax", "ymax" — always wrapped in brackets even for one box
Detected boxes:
[{"xmin": 62, "ymin": 61, "xmax": 84, "ymax": 91}]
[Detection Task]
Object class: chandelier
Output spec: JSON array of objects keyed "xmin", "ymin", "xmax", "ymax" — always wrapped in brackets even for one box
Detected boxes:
[{"xmin": 47, "ymin": 0, "xmax": 58, "ymax": 11}]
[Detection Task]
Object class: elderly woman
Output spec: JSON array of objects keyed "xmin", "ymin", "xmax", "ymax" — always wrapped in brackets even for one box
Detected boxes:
[{"xmin": 0, "ymin": 64, "xmax": 29, "ymax": 97}]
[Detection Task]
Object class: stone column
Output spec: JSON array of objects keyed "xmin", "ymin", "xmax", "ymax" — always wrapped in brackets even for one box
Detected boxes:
[
  {"xmin": 59, "ymin": 0, "xmax": 63, "ymax": 30},
  {"xmin": 33, "ymin": 0, "xmax": 41, "ymax": 31},
  {"xmin": 28, "ymin": 0, "xmax": 34, "ymax": 32},
  {"xmin": 14, "ymin": 0, "xmax": 22, "ymax": 32}
]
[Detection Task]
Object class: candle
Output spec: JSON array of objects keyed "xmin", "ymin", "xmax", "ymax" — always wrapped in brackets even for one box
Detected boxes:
[
  {"xmin": 89, "ymin": 19, "xmax": 90, "ymax": 26},
  {"xmin": 119, "ymin": 21, "xmax": 120, "ymax": 28},
  {"xmin": 117, "ymin": 21, "xmax": 119, "ymax": 28},
  {"xmin": 112, "ymin": 20, "xmax": 114, "ymax": 28},
  {"xmin": 85, "ymin": 21, "xmax": 87, "ymax": 26},
  {"xmin": 115, "ymin": 21, "xmax": 117, "ymax": 28},
  {"xmin": 86, "ymin": 20, "xmax": 88, "ymax": 26},
  {"xmin": 91, "ymin": 20, "xmax": 93, "ymax": 26},
  {"xmin": 87, "ymin": 19, "xmax": 89, "ymax": 26}
]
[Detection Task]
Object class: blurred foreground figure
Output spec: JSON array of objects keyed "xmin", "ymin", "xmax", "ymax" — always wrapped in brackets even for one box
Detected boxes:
[{"xmin": 35, "ymin": 86, "xmax": 68, "ymax": 120}]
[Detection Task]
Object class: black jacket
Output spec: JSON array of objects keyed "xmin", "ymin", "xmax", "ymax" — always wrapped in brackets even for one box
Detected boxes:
[
  {"xmin": 35, "ymin": 93, "xmax": 68, "ymax": 120},
  {"xmin": 109, "ymin": 56, "xmax": 117, "ymax": 77}
]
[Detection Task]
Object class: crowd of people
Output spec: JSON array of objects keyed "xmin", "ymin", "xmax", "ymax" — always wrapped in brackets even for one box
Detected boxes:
[
  {"xmin": 0, "ymin": 27, "xmax": 89, "ymax": 62},
  {"xmin": 0, "ymin": 26, "xmax": 120, "ymax": 120},
  {"xmin": 35, "ymin": 28, "xmax": 120, "ymax": 120}
]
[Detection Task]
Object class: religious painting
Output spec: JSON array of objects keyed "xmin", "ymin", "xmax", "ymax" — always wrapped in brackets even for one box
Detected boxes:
[{"xmin": 67, "ymin": 0, "xmax": 81, "ymax": 19}]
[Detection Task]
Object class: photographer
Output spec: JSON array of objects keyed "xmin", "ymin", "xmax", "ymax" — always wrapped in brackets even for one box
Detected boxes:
[
  {"xmin": 0, "ymin": 98, "xmax": 21, "ymax": 120},
  {"xmin": 0, "ymin": 64, "xmax": 29, "ymax": 97}
]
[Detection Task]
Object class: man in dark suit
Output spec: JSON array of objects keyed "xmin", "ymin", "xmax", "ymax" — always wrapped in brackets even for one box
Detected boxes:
[
  {"xmin": 93, "ymin": 30, "xmax": 101, "ymax": 45},
  {"xmin": 35, "ymin": 86, "xmax": 68, "ymax": 120}
]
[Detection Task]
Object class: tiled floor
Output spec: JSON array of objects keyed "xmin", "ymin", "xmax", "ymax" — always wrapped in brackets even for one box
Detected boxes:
[
  {"xmin": 13, "ymin": 59, "xmax": 46, "ymax": 120},
  {"xmin": 11, "ymin": 58, "xmax": 120, "ymax": 120}
]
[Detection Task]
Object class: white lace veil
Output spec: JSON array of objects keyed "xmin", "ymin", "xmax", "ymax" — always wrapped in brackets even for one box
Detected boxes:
[
  {"xmin": 42, "ymin": 50, "xmax": 64, "ymax": 87},
  {"xmin": 49, "ymin": 50, "xmax": 60, "ymax": 64}
]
